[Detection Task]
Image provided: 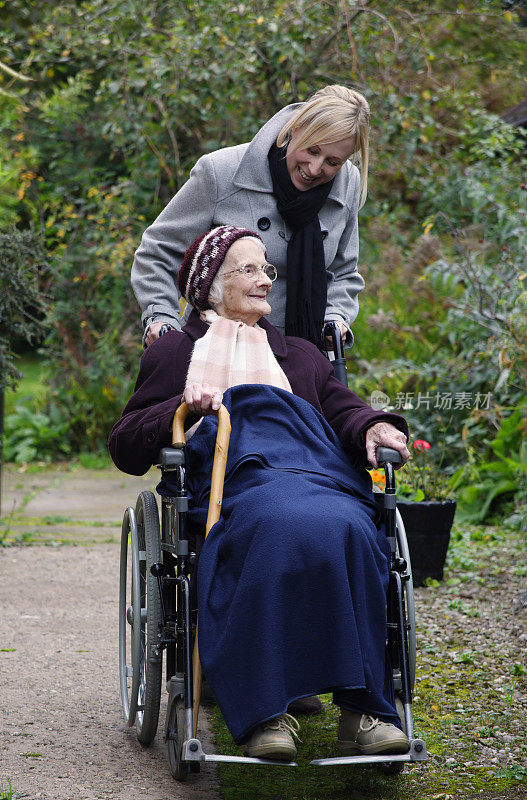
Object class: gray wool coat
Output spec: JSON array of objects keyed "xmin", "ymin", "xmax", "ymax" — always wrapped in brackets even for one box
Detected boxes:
[{"xmin": 131, "ymin": 103, "xmax": 365, "ymax": 340}]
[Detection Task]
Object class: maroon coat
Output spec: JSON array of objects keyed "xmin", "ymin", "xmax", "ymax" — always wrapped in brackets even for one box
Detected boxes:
[{"xmin": 108, "ymin": 310, "xmax": 408, "ymax": 475}]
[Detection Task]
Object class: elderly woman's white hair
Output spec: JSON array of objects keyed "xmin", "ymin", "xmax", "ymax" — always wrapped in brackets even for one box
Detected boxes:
[{"xmin": 208, "ymin": 236, "xmax": 267, "ymax": 307}]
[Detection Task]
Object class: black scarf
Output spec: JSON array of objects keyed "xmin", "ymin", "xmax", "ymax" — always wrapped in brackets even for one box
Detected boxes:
[{"xmin": 268, "ymin": 142, "xmax": 334, "ymax": 345}]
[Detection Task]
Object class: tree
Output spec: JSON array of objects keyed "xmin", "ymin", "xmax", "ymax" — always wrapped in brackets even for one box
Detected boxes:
[{"xmin": 0, "ymin": 228, "xmax": 48, "ymax": 510}]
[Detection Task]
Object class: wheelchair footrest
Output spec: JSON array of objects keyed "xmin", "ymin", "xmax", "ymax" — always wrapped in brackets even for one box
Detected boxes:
[
  {"xmin": 182, "ymin": 737, "xmax": 297, "ymax": 766},
  {"xmin": 203, "ymin": 753, "xmax": 298, "ymax": 766},
  {"xmin": 310, "ymin": 738, "xmax": 428, "ymax": 766}
]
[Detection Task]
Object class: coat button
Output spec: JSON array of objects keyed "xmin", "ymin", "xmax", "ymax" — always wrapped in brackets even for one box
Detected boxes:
[
  {"xmin": 257, "ymin": 217, "xmax": 271, "ymax": 231},
  {"xmin": 146, "ymin": 431, "xmax": 156, "ymax": 446}
]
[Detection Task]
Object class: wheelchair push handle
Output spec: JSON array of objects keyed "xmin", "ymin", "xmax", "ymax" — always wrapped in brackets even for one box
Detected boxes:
[
  {"xmin": 323, "ymin": 321, "xmax": 348, "ymax": 387},
  {"xmin": 376, "ymin": 446, "xmax": 402, "ymax": 497},
  {"xmin": 376, "ymin": 446, "xmax": 402, "ymax": 466}
]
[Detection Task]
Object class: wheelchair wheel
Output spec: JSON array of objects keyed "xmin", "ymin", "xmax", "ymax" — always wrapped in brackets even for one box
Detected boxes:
[
  {"xmin": 378, "ymin": 507, "xmax": 417, "ymax": 777},
  {"xmin": 134, "ymin": 491, "xmax": 164, "ymax": 744},
  {"xmin": 119, "ymin": 506, "xmax": 142, "ymax": 725},
  {"xmin": 167, "ymin": 694, "xmax": 189, "ymax": 781},
  {"xmin": 395, "ymin": 507, "xmax": 416, "ymax": 690}
]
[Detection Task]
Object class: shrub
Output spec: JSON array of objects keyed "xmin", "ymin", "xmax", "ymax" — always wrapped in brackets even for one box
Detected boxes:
[
  {"xmin": 0, "ymin": 228, "xmax": 48, "ymax": 391},
  {"xmin": 450, "ymin": 402, "xmax": 527, "ymax": 529},
  {"xmin": 2, "ymin": 0, "xmax": 527, "ymax": 470},
  {"xmin": 4, "ymin": 401, "xmax": 71, "ymax": 463}
]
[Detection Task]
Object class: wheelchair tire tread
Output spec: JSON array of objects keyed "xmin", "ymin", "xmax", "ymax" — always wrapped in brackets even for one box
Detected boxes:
[{"xmin": 135, "ymin": 490, "xmax": 163, "ymax": 745}]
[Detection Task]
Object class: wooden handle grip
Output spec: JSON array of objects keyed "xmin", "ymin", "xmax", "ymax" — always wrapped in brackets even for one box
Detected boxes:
[
  {"xmin": 172, "ymin": 402, "xmax": 190, "ymax": 447},
  {"xmin": 172, "ymin": 402, "xmax": 231, "ymax": 448}
]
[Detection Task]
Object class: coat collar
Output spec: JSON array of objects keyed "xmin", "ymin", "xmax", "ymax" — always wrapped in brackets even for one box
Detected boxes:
[
  {"xmin": 232, "ymin": 103, "xmax": 351, "ymax": 208},
  {"xmin": 183, "ymin": 308, "xmax": 288, "ymax": 358}
]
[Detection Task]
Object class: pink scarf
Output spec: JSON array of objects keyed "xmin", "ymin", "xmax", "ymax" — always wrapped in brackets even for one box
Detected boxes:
[{"xmin": 185, "ymin": 310, "xmax": 292, "ymax": 394}]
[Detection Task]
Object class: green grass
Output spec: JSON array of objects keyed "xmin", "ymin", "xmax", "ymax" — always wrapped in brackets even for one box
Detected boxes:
[
  {"xmin": 210, "ymin": 701, "xmax": 411, "ymax": 800},
  {"xmin": 4, "ymin": 355, "xmax": 46, "ymax": 416},
  {"xmin": 0, "ymin": 514, "xmax": 119, "ymax": 547},
  {"xmin": 0, "ymin": 779, "xmax": 13, "ymax": 800},
  {"xmin": 3, "ymin": 355, "xmax": 113, "ymax": 469},
  {"xmin": 75, "ymin": 451, "xmax": 114, "ymax": 469},
  {"xmin": 209, "ymin": 523, "xmax": 527, "ymax": 800}
]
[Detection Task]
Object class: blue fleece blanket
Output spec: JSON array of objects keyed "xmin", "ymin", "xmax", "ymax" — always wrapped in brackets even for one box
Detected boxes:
[{"xmin": 174, "ymin": 386, "xmax": 398, "ymax": 742}]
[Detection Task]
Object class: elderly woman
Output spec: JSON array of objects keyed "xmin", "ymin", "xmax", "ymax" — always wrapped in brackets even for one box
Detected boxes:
[
  {"xmin": 132, "ymin": 84, "xmax": 370, "ymax": 347},
  {"xmin": 110, "ymin": 225, "xmax": 411, "ymax": 762}
]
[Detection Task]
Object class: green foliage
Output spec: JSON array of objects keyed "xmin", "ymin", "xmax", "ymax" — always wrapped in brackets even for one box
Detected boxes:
[
  {"xmin": 2, "ymin": 0, "xmax": 527, "ymax": 474},
  {"xmin": 0, "ymin": 778, "xmax": 13, "ymax": 800},
  {"xmin": 43, "ymin": 333, "xmax": 139, "ymax": 452},
  {"xmin": 398, "ymin": 439, "xmax": 454, "ymax": 502},
  {"xmin": 450, "ymin": 403, "xmax": 527, "ymax": 527},
  {"xmin": 352, "ymin": 121, "xmax": 527, "ymax": 488},
  {"xmin": 4, "ymin": 401, "xmax": 71, "ymax": 463},
  {"xmin": 0, "ymin": 228, "xmax": 48, "ymax": 391}
]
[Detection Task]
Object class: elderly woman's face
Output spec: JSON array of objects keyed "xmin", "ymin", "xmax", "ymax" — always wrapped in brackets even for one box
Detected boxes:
[
  {"xmin": 217, "ymin": 239, "xmax": 272, "ymax": 326},
  {"xmin": 286, "ymin": 129, "xmax": 356, "ymax": 192}
]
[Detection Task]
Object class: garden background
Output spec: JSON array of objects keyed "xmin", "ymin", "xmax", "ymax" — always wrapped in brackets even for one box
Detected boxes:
[
  {"xmin": 2, "ymin": 0, "xmax": 526, "ymax": 525},
  {"xmin": 1, "ymin": 2, "xmax": 527, "ymax": 798}
]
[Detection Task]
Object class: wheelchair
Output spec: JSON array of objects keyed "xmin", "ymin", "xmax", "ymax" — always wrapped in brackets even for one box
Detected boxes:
[{"xmin": 118, "ymin": 324, "xmax": 428, "ymax": 780}]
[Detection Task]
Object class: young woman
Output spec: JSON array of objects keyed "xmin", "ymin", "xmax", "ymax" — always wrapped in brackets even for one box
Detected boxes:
[{"xmin": 131, "ymin": 85, "xmax": 370, "ymax": 348}]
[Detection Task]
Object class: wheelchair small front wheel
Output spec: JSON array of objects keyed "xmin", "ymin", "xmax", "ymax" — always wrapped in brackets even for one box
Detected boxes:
[
  {"xmin": 167, "ymin": 694, "xmax": 190, "ymax": 781},
  {"xmin": 378, "ymin": 760, "xmax": 405, "ymax": 776},
  {"xmin": 134, "ymin": 490, "xmax": 164, "ymax": 745}
]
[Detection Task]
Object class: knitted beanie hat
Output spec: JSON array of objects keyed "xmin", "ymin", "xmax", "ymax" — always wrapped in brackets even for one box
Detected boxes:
[{"xmin": 178, "ymin": 225, "xmax": 264, "ymax": 311}]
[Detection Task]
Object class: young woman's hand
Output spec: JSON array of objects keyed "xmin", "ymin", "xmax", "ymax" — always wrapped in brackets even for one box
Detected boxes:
[{"xmin": 323, "ymin": 320, "xmax": 347, "ymax": 349}]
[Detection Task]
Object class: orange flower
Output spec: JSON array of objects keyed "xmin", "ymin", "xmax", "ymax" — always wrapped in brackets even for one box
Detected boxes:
[{"xmin": 369, "ymin": 469, "xmax": 386, "ymax": 489}]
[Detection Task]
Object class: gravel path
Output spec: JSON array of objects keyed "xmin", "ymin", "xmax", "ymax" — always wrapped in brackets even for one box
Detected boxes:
[
  {"xmin": 0, "ymin": 544, "xmax": 218, "ymax": 800},
  {"xmin": 1, "ymin": 465, "xmax": 526, "ymax": 800},
  {"xmin": 1, "ymin": 465, "xmax": 219, "ymax": 800}
]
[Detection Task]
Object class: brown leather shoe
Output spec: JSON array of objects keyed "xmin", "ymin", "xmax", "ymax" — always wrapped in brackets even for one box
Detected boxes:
[{"xmin": 287, "ymin": 695, "xmax": 324, "ymax": 715}]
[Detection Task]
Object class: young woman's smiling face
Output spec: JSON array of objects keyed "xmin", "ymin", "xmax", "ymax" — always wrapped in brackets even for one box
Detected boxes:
[
  {"xmin": 285, "ymin": 129, "xmax": 355, "ymax": 191},
  {"xmin": 217, "ymin": 238, "xmax": 273, "ymax": 326}
]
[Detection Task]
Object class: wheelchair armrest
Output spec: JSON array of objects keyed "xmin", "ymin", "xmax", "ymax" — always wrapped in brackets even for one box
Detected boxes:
[
  {"xmin": 157, "ymin": 446, "xmax": 185, "ymax": 470},
  {"xmin": 376, "ymin": 446, "xmax": 402, "ymax": 466}
]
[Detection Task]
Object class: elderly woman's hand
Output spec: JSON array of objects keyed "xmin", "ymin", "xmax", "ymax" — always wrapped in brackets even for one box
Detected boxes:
[
  {"xmin": 365, "ymin": 422, "xmax": 410, "ymax": 469},
  {"xmin": 183, "ymin": 382, "xmax": 224, "ymax": 415}
]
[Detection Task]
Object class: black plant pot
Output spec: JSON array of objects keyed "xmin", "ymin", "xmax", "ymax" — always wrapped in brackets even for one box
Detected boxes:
[{"xmin": 397, "ymin": 499, "xmax": 457, "ymax": 587}]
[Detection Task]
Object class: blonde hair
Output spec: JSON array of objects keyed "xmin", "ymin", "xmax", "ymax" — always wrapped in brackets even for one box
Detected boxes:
[{"xmin": 276, "ymin": 85, "xmax": 370, "ymax": 208}]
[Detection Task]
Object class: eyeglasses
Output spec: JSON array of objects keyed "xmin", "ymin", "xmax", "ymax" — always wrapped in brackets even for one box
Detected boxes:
[{"xmin": 222, "ymin": 263, "xmax": 277, "ymax": 282}]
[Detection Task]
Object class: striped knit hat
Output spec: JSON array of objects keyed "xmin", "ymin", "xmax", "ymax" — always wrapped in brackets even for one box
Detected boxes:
[{"xmin": 178, "ymin": 225, "xmax": 264, "ymax": 311}]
